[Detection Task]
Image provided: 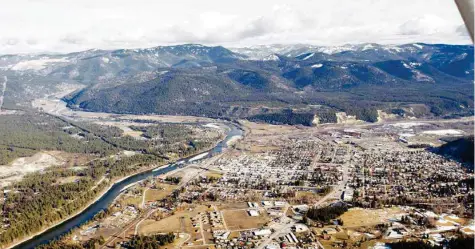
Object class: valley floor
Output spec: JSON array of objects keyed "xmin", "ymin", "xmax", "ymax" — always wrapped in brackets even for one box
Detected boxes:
[
  {"xmin": 35, "ymin": 115, "xmax": 474, "ymax": 249},
  {"xmin": 1, "ymin": 89, "xmax": 474, "ymax": 249}
]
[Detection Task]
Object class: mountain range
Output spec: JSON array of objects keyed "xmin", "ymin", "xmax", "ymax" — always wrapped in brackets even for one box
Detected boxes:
[{"xmin": 0, "ymin": 43, "xmax": 473, "ymax": 125}]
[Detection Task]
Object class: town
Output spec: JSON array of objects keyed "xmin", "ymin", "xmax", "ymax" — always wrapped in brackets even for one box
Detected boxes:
[{"xmin": 60, "ymin": 118, "xmax": 474, "ymax": 249}]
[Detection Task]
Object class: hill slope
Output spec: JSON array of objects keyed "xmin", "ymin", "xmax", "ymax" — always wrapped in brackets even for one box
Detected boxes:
[
  {"xmin": 1, "ymin": 43, "xmax": 473, "ymax": 125},
  {"xmin": 438, "ymin": 136, "xmax": 474, "ymax": 168}
]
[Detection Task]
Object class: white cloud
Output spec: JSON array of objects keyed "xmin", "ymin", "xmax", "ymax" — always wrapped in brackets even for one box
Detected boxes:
[
  {"xmin": 399, "ymin": 15, "xmax": 455, "ymax": 35},
  {"xmin": 0, "ymin": 0, "xmax": 471, "ymax": 54}
]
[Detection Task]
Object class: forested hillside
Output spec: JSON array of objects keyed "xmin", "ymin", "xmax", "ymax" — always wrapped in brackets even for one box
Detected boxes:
[
  {"xmin": 1, "ymin": 43, "xmax": 473, "ymax": 125},
  {"xmin": 437, "ymin": 136, "xmax": 474, "ymax": 169},
  {"xmin": 0, "ymin": 111, "xmax": 222, "ymax": 247}
]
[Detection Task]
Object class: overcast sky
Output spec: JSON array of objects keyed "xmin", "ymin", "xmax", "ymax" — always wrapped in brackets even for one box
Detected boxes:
[{"xmin": 0, "ymin": 0, "xmax": 471, "ymax": 54}]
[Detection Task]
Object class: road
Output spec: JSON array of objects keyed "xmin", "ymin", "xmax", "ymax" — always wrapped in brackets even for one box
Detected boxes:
[
  {"xmin": 255, "ymin": 205, "xmax": 293, "ymax": 249},
  {"xmin": 101, "ymin": 141, "xmax": 230, "ymax": 248},
  {"xmin": 101, "ymin": 208, "xmax": 157, "ymax": 249},
  {"xmin": 314, "ymin": 144, "xmax": 350, "ymax": 207},
  {"xmin": 257, "ymin": 145, "xmax": 352, "ymax": 249},
  {"xmin": 141, "ymin": 188, "xmax": 149, "ymax": 209}
]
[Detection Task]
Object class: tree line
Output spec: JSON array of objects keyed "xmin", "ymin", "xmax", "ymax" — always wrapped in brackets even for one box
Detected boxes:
[{"xmin": 305, "ymin": 204, "xmax": 348, "ymax": 223}]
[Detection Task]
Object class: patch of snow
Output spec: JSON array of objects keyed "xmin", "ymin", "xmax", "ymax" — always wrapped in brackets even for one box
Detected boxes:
[
  {"xmin": 311, "ymin": 63, "xmax": 323, "ymax": 68},
  {"xmin": 189, "ymin": 152, "xmax": 209, "ymax": 162},
  {"xmin": 413, "ymin": 44, "xmax": 424, "ymax": 49},
  {"xmin": 262, "ymin": 54, "xmax": 280, "ymax": 61},
  {"xmin": 383, "ymin": 46, "xmax": 402, "ymax": 53},
  {"xmin": 390, "ymin": 122, "xmax": 426, "ymax": 128},
  {"xmin": 422, "ymin": 129, "xmax": 464, "ymax": 135},
  {"xmin": 413, "ymin": 70, "xmax": 433, "ymax": 82},
  {"xmin": 302, "ymin": 53, "xmax": 314, "ymax": 60},
  {"xmin": 316, "ymin": 44, "xmax": 357, "ymax": 54},
  {"xmin": 362, "ymin": 44, "xmax": 375, "ymax": 51},
  {"xmin": 11, "ymin": 58, "xmax": 69, "ymax": 71},
  {"xmin": 101, "ymin": 57, "xmax": 110, "ymax": 63},
  {"xmin": 371, "ymin": 242, "xmax": 391, "ymax": 249},
  {"xmin": 204, "ymin": 123, "xmax": 220, "ymax": 129},
  {"xmin": 456, "ymin": 53, "xmax": 468, "ymax": 60},
  {"xmin": 152, "ymin": 164, "xmax": 169, "ymax": 172}
]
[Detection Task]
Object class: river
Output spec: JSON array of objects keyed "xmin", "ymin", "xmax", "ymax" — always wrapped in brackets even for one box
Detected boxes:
[{"xmin": 12, "ymin": 122, "xmax": 243, "ymax": 249}]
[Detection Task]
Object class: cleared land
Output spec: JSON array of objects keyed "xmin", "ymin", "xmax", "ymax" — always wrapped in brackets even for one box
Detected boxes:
[
  {"xmin": 0, "ymin": 152, "xmax": 61, "ymax": 187},
  {"xmin": 138, "ymin": 205, "xmax": 210, "ymax": 235},
  {"xmin": 144, "ymin": 183, "xmax": 178, "ymax": 202},
  {"xmin": 339, "ymin": 207, "xmax": 405, "ymax": 228},
  {"xmin": 216, "ymin": 202, "xmax": 249, "ymax": 210},
  {"xmin": 221, "ymin": 209, "xmax": 269, "ymax": 231}
]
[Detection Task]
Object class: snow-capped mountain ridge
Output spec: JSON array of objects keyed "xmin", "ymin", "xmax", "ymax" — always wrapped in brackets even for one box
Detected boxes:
[{"xmin": 0, "ymin": 42, "xmax": 472, "ymax": 125}]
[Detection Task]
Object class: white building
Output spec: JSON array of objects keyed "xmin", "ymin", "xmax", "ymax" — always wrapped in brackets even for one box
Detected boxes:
[{"xmin": 253, "ymin": 229, "xmax": 272, "ymax": 236}]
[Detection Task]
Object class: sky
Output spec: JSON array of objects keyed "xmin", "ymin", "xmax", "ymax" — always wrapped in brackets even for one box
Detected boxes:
[{"xmin": 0, "ymin": 0, "xmax": 471, "ymax": 54}]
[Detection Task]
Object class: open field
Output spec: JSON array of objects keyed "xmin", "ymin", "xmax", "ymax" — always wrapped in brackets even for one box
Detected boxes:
[
  {"xmin": 216, "ymin": 202, "xmax": 249, "ymax": 210},
  {"xmin": 138, "ymin": 205, "xmax": 210, "ymax": 235},
  {"xmin": 94, "ymin": 121, "xmax": 146, "ymax": 138},
  {"xmin": 162, "ymin": 166, "xmax": 203, "ymax": 184},
  {"xmin": 145, "ymin": 183, "xmax": 178, "ymax": 202},
  {"xmin": 120, "ymin": 196, "xmax": 142, "ymax": 207},
  {"xmin": 221, "ymin": 209, "xmax": 269, "ymax": 231},
  {"xmin": 204, "ymin": 171, "xmax": 223, "ymax": 179},
  {"xmin": 339, "ymin": 207, "xmax": 405, "ymax": 228},
  {"xmin": 240, "ymin": 120, "xmax": 304, "ymax": 137},
  {"xmin": 247, "ymin": 144, "xmax": 281, "ymax": 153}
]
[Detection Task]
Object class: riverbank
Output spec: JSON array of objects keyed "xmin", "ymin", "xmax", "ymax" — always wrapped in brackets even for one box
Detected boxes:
[
  {"xmin": 4, "ymin": 161, "xmax": 162, "ymax": 249},
  {"xmin": 5, "ymin": 125, "xmax": 232, "ymax": 249}
]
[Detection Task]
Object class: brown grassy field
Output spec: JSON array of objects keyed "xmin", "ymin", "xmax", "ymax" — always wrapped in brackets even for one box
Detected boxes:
[
  {"xmin": 205, "ymin": 170, "xmax": 223, "ymax": 178},
  {"xmin": 138, "ymin": 205, "xmax": 210, "ymax": 236},
  {"xmin": 292, "ymin": 191, "xmax": 322, "ymax": 204},
  {"xmin": 221, "ymin": 209, "xmax": 269, "ymax": 230},
  {"xmin": 145, "ymin": 183, "xmax": 177, "ymax": 202},
  {"xmin": 216, "ymin": 202, "xmax": 249, "ymax": 210},
  {"xmin": 120, "ymin": 195, "xmax": 142, "ymax": 207},
  {"xmin": 240, "ymin": 120, "xmax": 301, "ymax": 136},
  {"xmin": 339, "ymin": 207, "xmax": 404, "ymax": 228}
]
